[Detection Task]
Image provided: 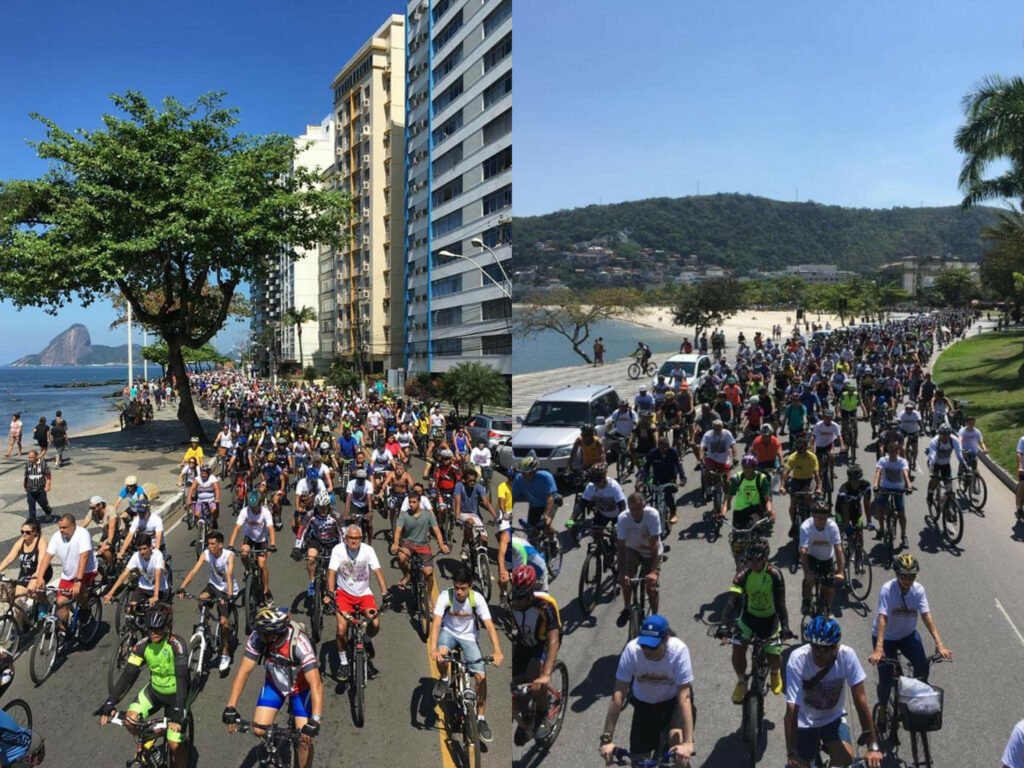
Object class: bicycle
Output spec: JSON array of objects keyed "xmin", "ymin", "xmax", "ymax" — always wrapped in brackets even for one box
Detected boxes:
[
  {"xmin": 734, "ymin": 633, "xmax": 793, "ymax": 767},
  {"xmin": 841, "ymin": 414, "xmax": 858, "ymax": 462},
  {"xmin": 399, "ymin": 550, "xmax": 434, "ymax": 642},
  {"xmin": 437, "ymin": 648, "xmax": 495, "ymax": 768},
  {"xmin": 29, "ymin": 583, "xmax": 103, "ymax": 686},
  {"xmin": 185, "ymin": 500, "xmax": 214, "ymax": 560},
  {"xmin": 624, "ymin": 572, "xmax": 657, "ymax": 642},
  {"xmin": 577, "ymin": 521, "xmax": 619, "ymax": 617},
  {"xmin": 517, "ymin": 519, "xmax": 563, "ymax": 582},
  {"xmin": 232, "ymin": 717, "xmax": 302, "ymax": 768},
  {"xmin": 700, "ymin": 464, "xmax": 728, "ymax": 517},
  {"xmin": 0, "ymin": 576, "xmax": 44, "ymax": 653},
  {"xmin": 948, "ymin": 399, "xmax": 969, "ymax": 431},
  {"xmin": 306, "ymin": 551, "xmax": 333, "ymax": 646},
  {"xmin": 462, "ymin": 521, "xmax": 492, "ymax": 604},
  {"xmin": 799, "ymin": 572, "xmax": 833, "ymax": 643},
  {"xmin": 873, "ymin": 489, "xmax": 909, "ymax": 570},
  {"xmin": 925, "ymin": 476, "xmax": 963, "ymax": 546},
  {"xmin": 336, "ymin": 606, "xmax": 384, "ymax": 727},
  {"xmin": 955, "ymin": 450, "xmax": 987, "ymax": 512},
  {"xmin": 108, "ymin": 600, "xmax": 149, "ymax": 696},
  {"xmin": 179, "ymin": 591, "xmax": 238, "ymax": 687},
  {"xmin": 104, "ymin": 711, "xmax": 195, "ymax": 768},
  {"xmin": 229, "ymin": 544, "xmax": 275, "ymax": 634},
  {"xmin": 818, "ymin": 450, "xmax": 837, "ymax": 506},
  {"xmin": 627, "ymin": 359, "xmax": 658, "ymax": 380},
  {"xmin": 787, "ymin": 489, "xmax": 818, "ymax": 574},
  {"xmin": 840, "ymin": 522, "xmax": 873, "ymax": 605},
  {"xmin": 873, "ymin": 653, "xmax": 948, "ymax": 768},
  {"xmin": 902, "ymin": 431, "xmax": 920, "ymax": 476},
  {"xmin": 606, "ymin": 745, "xmax": 699, "ymax": 767},
  {"xmin": 644, "ymin": 482, "xmax": 677, "ymax": 541},
  {"xmin": 511, "ymin": 660, "xmax": 569, "ymax": 750},
  {"xmin": 723, "ymin": 516, "xmax": 773, "ymax": 572}
]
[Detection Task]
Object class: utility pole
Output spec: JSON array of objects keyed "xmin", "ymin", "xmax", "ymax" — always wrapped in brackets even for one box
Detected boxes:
[{"xmin": 127, "ymin": 302, "xmax": 133, "ymax": 391}]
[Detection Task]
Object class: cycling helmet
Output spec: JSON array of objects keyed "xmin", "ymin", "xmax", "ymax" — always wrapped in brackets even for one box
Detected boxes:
[
  {"xmin": 200, "ymin": 463, "xmax": 211, "ymax": 473},
  {"xmin": 760, "ymin": 424, "xmax": 774, "ymax": 436},
  {"xmin": 847, "ymin": 464, "xmax": 864, "ymax": 481},
  {"xmin": 305, "ymin": 468, "xmax": 319, "ymax": 484},
  {"xmin": 741, "ymin": 454, "xmax": 757, "ymax": 468},
  {"xmin": 0, "ymin": 649, "xmax": 14, "ymax": 692},
  {"xmin": 665, "ymin": 390, "xmax": 676, "ymax": 399},
  {"xmin": 745, "ymin": 539, "xmax": 770, "ymax": 563},
  {"xmin": 805, "ymin": 615, "xmax": 841, "ymax": 646},
  {"xmin": 314, "ymin": 490, "xmax": 332, "ymax": 509},
  {"xmin": 812, "ymin": 502, "xmax": 831, "ymax": 516},
  {"xmin": 938, "ymin": 424, "xmax": 952, "ymax": 436},
  {"xmin": 145, "ymin": 603, "xmax": 172, "ymax": 633},
  {"xmin": 588, "ymin": 462, "xmax": 608, "ymax": 482},
  {"xmin": 247, "ymin": 491, "xmax": 262, "ymax": 508},
  {"xmin": 748, "ymin": 397, "xmax": 759, "ymax": 407},
  {"xmin": 134, "ymin": 498, "xmax": 151, "ymax": 515},
  {"xmin": 822, "ymin": 409, "xmax": 834, "ymax": 419},
  {"xmin": 726, "ymin": 375, "xmax": 737, "ymax": 384},
  {"xmin": 509, "ymin": 565, "xmax": 538, "ymax": 600},
  {"xmin": 518, "ymin": 455, "xmax": 539, "ymax": 473},
  {"xmin": 252, "ymin": 604, "xmax": 289, "ymax": 635},
  {"xmin": 355, "ymin": 469, "xmax": 367, "ymax": 480},
  {"xmin": 893, "ymin": 553, "xmax": 920, "ymax": 577},
  {"xmin": 124, "ymin": 475, "xmax": 138, "ymax": 486}
]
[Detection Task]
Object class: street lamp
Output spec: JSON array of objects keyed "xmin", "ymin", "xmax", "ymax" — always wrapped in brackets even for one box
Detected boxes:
[
  {"xmin": 470, "ymin": 236, "xmax": 511, "ymax": 294},
  {"xmin": 437, "ymin": 249, "xmax": 512, "ymax": 300}
]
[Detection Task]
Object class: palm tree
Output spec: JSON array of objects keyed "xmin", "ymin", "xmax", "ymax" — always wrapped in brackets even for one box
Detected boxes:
[
  {"xmin": 442, "ymin": 362, "xmax": 509, "ymax": 415},
  {"xmin": 955, "ymin": 75, "xmax": 1024, "ymax": 207},
  {"xmin": 282, "ymin": 306, "xmax": 317, "ymax": 369}
]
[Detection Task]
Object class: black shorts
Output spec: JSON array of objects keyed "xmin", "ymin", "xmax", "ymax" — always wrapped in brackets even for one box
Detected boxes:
[
  {"xmin": 512, "ymin": 643, "xmax": 546, "ymax": 679},
  {"xmin": 129, "ymin": 586, "xmax": 167, "ymax": 605},
  {"xmin": 202, "ymin": 584, "xmax": 233, "ymax": 620},
  {"xmin": 243, "ymin": 537, "xmax": 270, "ymax": 552},
  {"xmin": 733, "ymin": 506, "xmax": 765, "ymax": 531},
  {"xmin": 808, "ymin": 556, "xmax": 835, "ymax": 587},
  {"xmin": 629, "ymin": 697, "xmax": 685, "ymax": 757},
  {"xmin": 930, "ymin": 463, "xmax": 952, "ymax": 481},
  {"xmin": 306, "ymin": 536, "xmax": 338, "ymax": 554},
  {"xmin": 527, "ymin": 505, "xmax": 548, "ymax": 528}
]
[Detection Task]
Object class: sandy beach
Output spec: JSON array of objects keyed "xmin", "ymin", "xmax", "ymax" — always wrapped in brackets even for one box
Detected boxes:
[
  {"xmin": 74, "ymin": 415, "xmax": 123, "ymax": 438},
  {"xmin": 622, "ymin": 306, "xmax": 848, "ymax": 348}
]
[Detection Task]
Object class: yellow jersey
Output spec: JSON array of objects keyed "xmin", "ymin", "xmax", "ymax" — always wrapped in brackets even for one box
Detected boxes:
[
  {"xmin": 497, "ymin": 480, "xmax": 513, "ymax": 514},
  {"xmin": 182, "ymin": 446, "xmax": 204, "ymax": 465},
  {"xmin": 784, "ymin": 450, "xmax": 819, "ymax": 480}
]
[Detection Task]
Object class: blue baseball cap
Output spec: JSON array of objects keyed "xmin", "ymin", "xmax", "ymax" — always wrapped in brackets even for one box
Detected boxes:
[{"xmin": 636, "ymin": 614, "xmax": 669, "ymax": 648}]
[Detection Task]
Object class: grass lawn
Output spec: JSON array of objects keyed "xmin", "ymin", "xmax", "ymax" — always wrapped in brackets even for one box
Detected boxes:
[{"xmin": 932, "ymin": 331, "xmax": 1024, "ymax": 475}]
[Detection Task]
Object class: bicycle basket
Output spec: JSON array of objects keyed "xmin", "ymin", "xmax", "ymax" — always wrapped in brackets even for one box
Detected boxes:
[{"xmin": 898, "ymin": 684, "xmax": 943, "ymax": 732}]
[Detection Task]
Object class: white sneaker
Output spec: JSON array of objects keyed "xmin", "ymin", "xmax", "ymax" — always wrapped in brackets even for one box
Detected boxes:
[{"xmin": 219, "ymin": 655, "xmax": 231, "ymax": 673}]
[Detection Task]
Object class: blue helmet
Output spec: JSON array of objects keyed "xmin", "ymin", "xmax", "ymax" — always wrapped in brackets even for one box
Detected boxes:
[
  {"xmin": 306, "ymin": 468, "xmax": 319, "ymax": 484},
  {"xmin": 237, "ymin": 435, "xmax": 248, "ymax": 447},
  {"xmin": 805, "ymin": 615, "xmax": 841, "ymax": 646}
]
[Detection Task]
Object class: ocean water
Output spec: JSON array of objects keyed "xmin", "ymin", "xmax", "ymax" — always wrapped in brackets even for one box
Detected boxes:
[
  {"xmin": 513, "ymin": 317, "xmax": 685, "ymax": 375},
  {"xmin": 0, "ymin": 366, "xmax": 136, "ymax": 435}
]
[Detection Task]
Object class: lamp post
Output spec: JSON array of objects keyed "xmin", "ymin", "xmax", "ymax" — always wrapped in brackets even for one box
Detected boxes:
[
  {"xmin": 470, "ymin": 236, "xmax": 511, "ymax": 295},
  {"xmin": 437, "ymin": 250, "xmax": 512, "ymax": 300}
]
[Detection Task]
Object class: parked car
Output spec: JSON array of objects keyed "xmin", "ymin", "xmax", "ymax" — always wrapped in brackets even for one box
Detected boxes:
[
  {"xmin": 651, "ymin": 353, "xmax": 711, "ymax": 391},
  {"xmin": 497, "ymin": 384, "xmax": 620, "ymax": 477},
  {"xmin": 466, "ymin": 414, "xmax": 513, "ymax": 452}
]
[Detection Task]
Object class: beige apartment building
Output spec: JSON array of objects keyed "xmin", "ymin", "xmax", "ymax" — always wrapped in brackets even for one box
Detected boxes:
[{"xmin": 316, "ymin": 14, "xmax": 406, "ymax": 377}]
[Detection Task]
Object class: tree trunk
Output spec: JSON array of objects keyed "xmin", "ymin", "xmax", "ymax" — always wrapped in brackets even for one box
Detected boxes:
[
  {"xmin": 297, "ymin": 325, "xmax": 304, "ymax": 370},
  {"xmin": 167, "ymin": 336, "xmax": 207, "ymax": 442}
]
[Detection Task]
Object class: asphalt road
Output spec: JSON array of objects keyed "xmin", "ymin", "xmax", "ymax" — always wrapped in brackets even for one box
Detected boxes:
[
  {"xmin": 513, "ymin": 412, "xmax": 1024, "ymax": 768},
  {"xmin": 2, "ymin": 457, "xmax": 510, "ymax": 768}
]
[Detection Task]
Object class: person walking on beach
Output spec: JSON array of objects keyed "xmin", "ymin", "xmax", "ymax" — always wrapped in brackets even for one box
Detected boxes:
[
  {"xmin": 5, "ymin": 413, "xmax": 22, "ymax": 458},
  {"xmin": 49, "ymin": 412, "xmax": 70, "ymax": 468},
  {"xmin": 23, "ymin": 450, "xmax": 53, "ymax": 522},
  {"xmin": 594, "ymin": 337, "xmax": 605, "ymax": 367},
  {"xmin": 32, "ymin": 418, "xmax": 49, "ymax": 463}
]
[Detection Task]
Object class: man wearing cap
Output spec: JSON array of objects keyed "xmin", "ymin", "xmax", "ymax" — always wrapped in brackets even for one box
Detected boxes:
[
  {"xmin": 78, "ymin": 496, "xmax": 124, "ymax": 570},
  {"xmin": 181, "ymin": 436, "xmax": 204, "ymax": 468},
  {"xmin": 600, "ymin": 614, "xmax": 695, "ymax": 766},
  {"xmin": 112, "ymin": 475, "xmax": 149, "ymax": 517}
]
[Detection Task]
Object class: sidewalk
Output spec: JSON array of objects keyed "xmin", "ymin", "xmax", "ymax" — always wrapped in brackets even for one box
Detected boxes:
[{"xmin": 0, "ymin": 405, "xmax": 219, "ymax": 554}]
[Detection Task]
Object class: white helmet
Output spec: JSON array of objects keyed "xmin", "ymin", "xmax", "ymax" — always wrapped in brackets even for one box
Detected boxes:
[{"xmin": 314, "ymin": 490, "xmax": 332, "ymax": 509}]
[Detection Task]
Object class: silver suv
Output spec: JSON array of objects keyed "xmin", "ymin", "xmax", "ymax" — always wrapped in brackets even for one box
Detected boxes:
[{"xmin": 497, "ymin": 384, "xmax": 620, "ymax": 477}]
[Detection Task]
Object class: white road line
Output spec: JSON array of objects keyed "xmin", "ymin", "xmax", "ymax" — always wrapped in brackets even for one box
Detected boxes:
[
  {"xmin": 995, "ymin": 598, "xmax": 1024, "ymax": 649},
  {"xmin": 159, "ymin": 490, "xmax": 186, "ymax": 535}
]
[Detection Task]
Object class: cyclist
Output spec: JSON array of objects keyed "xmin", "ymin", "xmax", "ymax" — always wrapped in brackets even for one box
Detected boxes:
[
  {"xmin": 867, "ymin": 554, "xmax": 953, "ymax": 728},
  {"xmin": 634, "ymin": 386, "xmax": 655, "ymax": 420},
  {"xmin": 104, "ymin": 533, "xmax": 169, "ymax": 610},
  {"xmin": 29, "ymin": 513, "xmax": 98, "ymax": 631},
  {"xmin": 698, "ymin": 419, "xmax": 737, "ymax": 501},
  {"xmin": 838, "ymin": 382, "xmax": 859, "ymax": 436},
  {"xmin": 784, "ymin": 616, "xmax": 882, "ymax": 768},
  {"xmin": 178, "ymin": 457, "xmax": 199, "ymax": 490},
  {"xmin": 0, "ymin": 519, "xmax": 50, "ymax": 631},
  {"xmin": 715, "ymin": 538, "xmax": 793, "ymax": 703},
  {"xmin": 469, "ymin": 440, "xmax": 492, "ymax": 487},
  {"xmin": 834, "ymin": 465, "xmax": 874, "ymax": 553},
  {"xmin": 957, "ymin": 415, "xmax": 988, "ymax": 476},
  {"xmin": 633, "ymin": 341, "xmax": 653, "ymax": 372},
  {"xmin": 181, "ymin": 436, "xmax": 204, "ymax": 468},
  {"xmin": 429, "ymin": 565, "xmax": 504, "ymax": 744},
  {"xmin": 810, "ymin": 411, "xmax": 843, "ymax": 484},
  {"xmin": 390, "ymin": 490, "xmax": 449, "ymax": 602},
  {"xmin": 428, "ymin": 449, "xmax": 460, "ymax": 533},
  {"xmin": 228, "ymin": 491, "xmax": 276, "ymax": 602},
  {"xmin": 511, "ymin": 455, "xmax": 559, "ymax": 537},
  {"xmin": 185, "ymin": 463, "xmax": 220, "ymax": 531},
  {"xmin": 292, "ymin": 468, "xmax": 327, "ymax": 542},
  {"xmin": 567, "ymin": 425, "xmax": 606, "ymax": 475},
  {"xmin": 344, "ymin": 468, "xmax": 375, "ymax": 539},
  {"xmin": 897, "ymin": 401, "xmax": 924, "ymax": 474},
  {"xmin": 614, "ymin": 493, "xmax": 663, "ymax": 628},
  {"xmin": 600, "ymin": 614, "xmax": 695, "ymax": 767},
  {"xmin": 111, "ymin": 475, "xmax": 148, "ymax": 518},
  {"xmin": 579, "ymin": 463, "xmax": 627, "ymax": 534},
  {"xmin": 299, "ymin": 491, "xmax": 341, "ymax": 599},
  {"xmin": 641, "ymin": 436, "xmax": 687, "ymax": 526},
  {"xmin": 259, "ymin": 453, "xmax": 286, "ymax": 530},
  {"xmin": 222, "ymin": 604, "xmax": 323, "ymax": 768},
  {"xmin": 782, "ymin": 392, "xmax": 809, "ymax": 443},
  {"xmin": 780, "ymin": 438, "xmax": 822, "ymax": 539},
  {"xmin": 97, "ymin": 604, "xmax": 189, "ymax": 768},
  {"xmin": 720, "ymin": 453, "xmax": 774, "ymax": 527},
  {"xmin": 925, "ymin": 424, "xmax": 963, "ymax": 509},
  {"xmin": 177, "ymin": 529, "xmax": 237, "ymax": 673},
  {"xmin": 325, "ymin": 524, "xmax": 390, "ymax": 682},
  {"xmin": 750, "ymin": 424, "xmax": 784, "ymax": 477},
  {"xmin": 508, "ymin": 566, "xmax": 562, "ymax": 745},
  {"xmin": 453, "ymin": 466, "xmax": 495, "ymax": 555},
  {"xmin": 799, "ymin": 503, "xmax": 845, "ymax": 618}
]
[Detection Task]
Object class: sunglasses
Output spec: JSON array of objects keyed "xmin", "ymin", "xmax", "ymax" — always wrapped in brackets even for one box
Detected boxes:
[
  {"xmin": 898, "ymin": 573, "xmax": 917, "ymax": 582},
  {"xmin": 20, "ymin": 530, "xmax": 34, "ymax": 536}
]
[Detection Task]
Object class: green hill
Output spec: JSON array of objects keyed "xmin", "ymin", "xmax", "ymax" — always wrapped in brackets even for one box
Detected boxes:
[{"xmin": 514, "ymin": 193, "xmax": 1000, "ymax": 277}]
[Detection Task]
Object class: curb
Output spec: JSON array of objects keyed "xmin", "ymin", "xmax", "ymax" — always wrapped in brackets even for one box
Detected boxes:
[{"xmin": 979, "ymin": 451, "xmax": 1018, "ymax": 493}]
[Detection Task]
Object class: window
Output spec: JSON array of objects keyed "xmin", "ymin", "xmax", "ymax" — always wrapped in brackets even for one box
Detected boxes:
[
  {"xmin": 433, "ymin": 306, "xmax": 462, "ymax": 327},
  {"xmin": 432, "ymin": 209, "xmax": 463, "ymax": 238},
  {"xmin": 432, "ymin": 274, "xmax": 463, "ymax": 297},
  {"xmin": 433, "ymin": 9, "xmax": 463, "ymax": 54},
  {"xmin": 481, "ymin": 184, "xmax": 512, "ymax": 215},
  {"xmin": 433, "ymin": 76, "xmax": 463, "ymax": 115},
  {"xmin": 431, "ymin": 0, "xmax": 451, "ymax": 23},
  {"xmin": 480, "ymin": 222, "xmax": 511, "ymax": 247},
  {"xmin": 432, "ymin": 176, "xmax": 463, "ymax": 206},
  {"xmin": 481, "ymin": 334, "xmax": 511, "ymax": 356},
  {"xmin": 433, "ymin": 144, "xmax": 463, "ymax": 177},
  {"xmin": 433, "ymin": 43, "xmax": 462, "ymax": 85},
  {"xmin": 483, "ymin": 32, "xmax": 511, "ymax": 72},
  {"xmin": 481, "ymin": 298, "xmax": 511, "ymax": 321},
  {"xmin": 483, "ymin": 0, "xmax": 511, "ymax": 36},
  {"xmin": 483, "ymin": 262, "xmax": 509, "ymax": 285},
  {"xmin": 432, "ymin": 242, "xmax": 461, "ymax": 267},
  {"xmin": 482, "ymin": 146, "xmax": 511, "ymax": 180},
  {"xmin": 432, "ymin": 337, "xmax": 462, "ymax": 356},
  {"xmin": 483, "ymin": 71, "xmax": 511, "ymax": 109},
  {"xmin": 483, "ymin": 109, "xmax": 512, "ymax": 144},
  {"xmin": 432, "ymin": 110, "xmax": 463, "ymax": 145}
]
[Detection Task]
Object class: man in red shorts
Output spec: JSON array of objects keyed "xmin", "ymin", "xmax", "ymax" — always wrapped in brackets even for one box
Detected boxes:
[
  {"xmin": 390, "ymin": 491, "xmax": 449, "ymax": 609},
  {"xmin": 29, "ymin": 512, "xmax": 98, "ymax": 632}
]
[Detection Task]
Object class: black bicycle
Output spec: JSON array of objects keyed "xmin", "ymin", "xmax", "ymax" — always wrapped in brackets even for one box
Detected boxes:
[
  {"xmin": 799, "ymin": 572, "xmax": 833, "ymax": 643},
  {"xmin": 230, "ymin": 544, "xmax": 275, "ymax": 634},
  {"xmin": 956, "ymin": 450, "xmax": 987, "ymax": 512},
  {"xmin": 624, "ymin": 572, "xmax": 656, "ymax": 642},
  {"xmin": 840, "ymin": 522, "xmax": 873, "ymax": 605},
  {"xmin": 398, "ymin": 549, "xmax": 433, "ymax": 642},
  {"xmin": 463, "ymin": 521, "xmax": 492, "ymax": 603},
  {"xmin": 723, "ymin": 516, "xmax": 773, "ymax": 572},
  {"xmin": 577, "ymin": 520, "xmax": 618, "ymax": 617},
  {"xmin": 29, "ymin": 584, "xmax": 103, "ymax": 686},
  {"xmin": 925, "ymin": 477, "xmax": 963, "ymax": 546},
  {"xmin": 306, "ymin": 552, "xmax": 332, "ymax": 646},
  {"xmin": 517, "ymin": 518, "xmax": 563, "ymax": 582},
  {"xmin": 231, "ymin": 717, "xmax": 301, "ymax": 768},
  {"xmin": 107, "ymin": 600, "xmax": 149, "ymax": 696},
  {"xmin": 103, "ymin": 710, "xmax": 195, "ymax": 768},
  {"xmin": 179, "ymin": 591, "xmax": 237, "ymax": 687}
]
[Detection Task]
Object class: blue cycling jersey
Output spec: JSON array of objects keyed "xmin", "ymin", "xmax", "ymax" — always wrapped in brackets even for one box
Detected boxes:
[{"xmin": 0, "ymin": 710, "xmax": 30, "ymax": 765}]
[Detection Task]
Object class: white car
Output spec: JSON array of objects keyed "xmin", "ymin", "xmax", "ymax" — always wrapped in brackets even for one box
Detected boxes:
[{"xmin": 651, "ymin": 353, "xmax": 711, "ymax": 391}]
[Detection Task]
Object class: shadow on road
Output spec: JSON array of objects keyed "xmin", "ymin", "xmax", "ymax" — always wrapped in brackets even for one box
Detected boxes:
[
  {"xmin": 570, "ymin": 652, "xmax": 620, "ymax": 714},
  {"xmin": 409, "ymin": 676, "xmax": 441, "ymax": 731}
]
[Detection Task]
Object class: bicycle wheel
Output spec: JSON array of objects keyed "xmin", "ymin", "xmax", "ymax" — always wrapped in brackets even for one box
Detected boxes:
[
  {"xmin": 2, "ymin": 699, "xmax": 32, "ymax": 731},
  {"xmin": 627, "ymin": 606, "xmax": 642, "ymax": 642},
  {"xmin": 545, "ymin": 536, "xmax": 563, "ymax": 582},
  {"xmin": 108, "ymin": 631, "xmax": 136, "ymax": 695},
  {"xmin": 474, "ymin": 549, "xmax": 492, "ymax": 604},
  {"xmin": 464, "ymin": 696, "xmax": 482, "ymax": 768},
  {"xmin": 114, "ymin": 595, "xmax": 126, "ymax": 635},
  {"xmin": 352, "ymin": 650, "xmax": 366, "ymax": 727},
  {"xmin": 968, "ymin": 472, "xmax": 988, "ymax": 511},
  {"xmin": 741, "ymin": 691, "xmax": 758, "ymax": 767},
  {"xmin": 616, "ymin": 447, "xmax": 628, "ymax": 480},
  {"xmin": 416, "ymin": 579, "xmax": 431, "ymax": 643},
  {"xmin": 29, "ymin": 623, "xmax": 57, "ymax": 685},
  {"xmin": 911, "ymin": 728, "xmax": 932, "ymax": 768},
  {"xmin": 310, "ymin": 579, "xmax": 323, "ymax": 646},
  {"xmin": 941, "ymin": 495, "xmax": 964, "ymax": 546},
  {"xmin": 0, "ymin": 614, "xmax": 19, "ymax": 654},
  {"xmin": 244, "ymin": 573, "xmax": 259, "ymax": 635},
  {"xmin": 194, "ymin": 519, "xmax": 206, "ymax": 561},
  {"xmin": 187, "ymin": 634, "xmax": 205, "ymax": 687},
  {"xmin": 627, "ymin": 362, "xmax": 642, "ymax": 380},
  {"xmin": 849, "ymin": 540, "xmax": 873, "ymax": 602},
  {"xmin": 80, "ymin": 595, "xmax": 102, "ymax": 647},
  {"xmin": 577, "ymin": 549, "xmax": 602, "ymax": 617}
]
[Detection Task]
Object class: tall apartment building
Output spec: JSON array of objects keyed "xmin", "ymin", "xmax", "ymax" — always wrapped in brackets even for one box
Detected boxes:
[
  {"xmin": 403, "ymin": 0, "xmax": 513, "ymax": 379},
  {"xmin": 315, "ymin": 15, "xmax": 406, "ymax": 378}
]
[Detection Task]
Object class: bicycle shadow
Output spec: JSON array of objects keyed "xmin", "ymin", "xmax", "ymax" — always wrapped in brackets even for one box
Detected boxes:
[
  {"xmin": 692, "ymin": 591, "xmax": 732, "ymax": 627},
  {"xmin": 513, "ymin": 740, "xmax": 553, "ymax": 768},
  {"xmin": 408, "ymin": 676, "xmax": 442, "ymax": 731},
  {"xmin": 569, "ymin": 652, "xmax": 620, "ymax": 714},
  {"xmin": 1010, "ymin": 518, "xmax": 1024, "ymax": 543},
  {"xmin": 913, "ymin": 520, "xmax": 963, "ymax": 560}
]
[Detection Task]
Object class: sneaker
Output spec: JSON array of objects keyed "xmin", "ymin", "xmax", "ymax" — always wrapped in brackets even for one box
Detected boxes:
[
  {"xmin": 732, "ymin": 680, "xmax": 747, "ymax": 705},
  {"xmin": 513, "ymin": 725, "xmax": 530, "ymax": 747},
  {"xmin": 433, "ymin": 677, "xmax": 450, "ymax": 700},
  {"xmin": 478, "ymin": 718, "xmax": 493, "ymax": 743},
  {"xmin": 866, "ymin": 522, "xmax": 877, "ymax": 531},
  {"xmin": 219, "ymin": 655, "xmax": 231, "ymax": 673},
  {"xmin": 900, "ymin": 535, "xmax": 909, "ymax": 550},
  {"xmin": 668, "ymin": 513, "xmax": 679, "ymax": 525},
  {"xmin": 615, "ymin": 609, "xmax": 630, "ymax": 628},
  {"xmin": 307, "ymin": 582, "xmax": 315, "ymax": 597},
  {"xmin": 533, "ymin": 715, "xmax": 552, "ymax": 742},
  {"xmin": 338, "ymin": 662, "xmax": 350, "ymax": 682},
  {"xmin": 770, "ymin": 669, "xmax": 783, "ymax": 695},
  {"xmin": 460, "ymin": 550, "xmax": 470, "ymax": 561}
]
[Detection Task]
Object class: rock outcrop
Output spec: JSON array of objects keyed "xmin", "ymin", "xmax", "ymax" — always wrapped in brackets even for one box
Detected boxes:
[{"xmin": 9, "ymin": 324, "xmax": 141, "ymax": 366}]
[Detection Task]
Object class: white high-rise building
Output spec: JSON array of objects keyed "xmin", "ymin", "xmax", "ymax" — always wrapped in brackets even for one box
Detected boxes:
[{"xmin": 404, "ymin": 0, "xmax": 512, "ymax": 379}]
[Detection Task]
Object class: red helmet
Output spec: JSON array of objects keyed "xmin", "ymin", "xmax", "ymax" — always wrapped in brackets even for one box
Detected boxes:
[{"xmin": 509, "ymin": 565, "xmax": 538, "ymax": 599}]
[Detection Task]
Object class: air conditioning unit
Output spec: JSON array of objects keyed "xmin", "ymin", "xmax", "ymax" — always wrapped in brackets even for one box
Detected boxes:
[
  {"xmin": 362, "ymin": 261, "xmax": 371, "ymax": 272},
  {"xmin": 361, "ymin": 207, "xmax": 370, "ymax": 219},
  {"xmin": 359, "ymin": 289, "xmax": 370, "ymax": 300},
  {"xmin": 362, "ymin": 154, "xmax": 370, "ymax": 165},
  {"xmin": 361, "ymin": 234, "xmax": 370, "ymax": 245},
  {"xmin": 362, "ymin": 181, "xmax": 370, "ymax": 192},
  {"xmin": 362, "ymin": 125, "xmax": 371, "ymax": 136},
  {"xmin": 362, "ymin": 98, "xmax": 370, "ymax": 109}
]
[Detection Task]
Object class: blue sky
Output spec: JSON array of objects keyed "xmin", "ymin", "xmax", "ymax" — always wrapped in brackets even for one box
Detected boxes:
[
  {"xmin": 516, "ymin": 0, "xmax": 1024, "ymax": 216},
  {"xmin": 0, "ymin": 0, "xmax": 402, "ymax": 363}
]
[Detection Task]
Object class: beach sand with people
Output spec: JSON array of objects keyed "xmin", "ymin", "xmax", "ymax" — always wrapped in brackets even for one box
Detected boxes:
[{"xmin": 625, "ymin": 306, "xmax": 848, "ymax": 348}]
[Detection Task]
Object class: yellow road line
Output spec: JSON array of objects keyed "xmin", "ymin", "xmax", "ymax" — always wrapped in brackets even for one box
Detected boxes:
[{"xmin": 427, "ymin": 575, "xmax": 459, "ymax": 768}]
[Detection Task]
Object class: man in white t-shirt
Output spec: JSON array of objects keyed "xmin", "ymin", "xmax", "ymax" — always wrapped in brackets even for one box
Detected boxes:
[
  {"xmin": 873, "ymin": 441, "xmax": 911, "ymax": 551},
  {"xmin": 326, "ymin": 524, "xmax": 389, "ymax": 683},
  {"xmin": 228, "ymin": 494, "xmax": 276, "ymax": 602},
  {"xmin": 798, "ymin": 504, "xmax": 844, "ymax": 618},
  {"xmin": 177, "ymin": 529, "xmax": 238, "ymax": 672},
  {"xmin": 811, "ymin": 411, "xmax": 843, "ymax": 474},
  {"xmin": 104, "ymin": 532, "xmax": 168, "ymax": 608},
  {"xmin": 579, "ymin": 463, "xmax": 627, "ymax": 528},
  {"xmin": 599, "ymin": 614, "xmax": 695, "ymax": 765},
  {"xmin": 615, "ymin": 493, "xmax": 663, "ymax": 630},
  {"xmin": 30, "ymin": 513, "xmax": 98, "ymax": 630},
  {"xmin": 118, "ymin": 500, "xmax": 165, "ymax": 560},
  {"xmin": 784, "ymin": 616, "xmax": 882, "ymax": 768},
  {"xmin": 1004, "ymin": 719, "xmax": 1024, "ymax": 768},
  {"xmin": 428, "ymin": 565, "xmax": 504, "ymax": 744}
]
